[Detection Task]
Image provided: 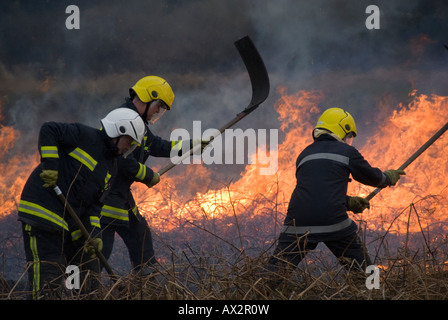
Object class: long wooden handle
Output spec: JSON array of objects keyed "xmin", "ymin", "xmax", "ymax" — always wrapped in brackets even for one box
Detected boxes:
[
  {"xmin": 365, "ymin": 121, "xmax": 448, "ymax": 201},
  {"xmin": 54, "ymin": 186, "xmax": 115, "ymax": 277}
]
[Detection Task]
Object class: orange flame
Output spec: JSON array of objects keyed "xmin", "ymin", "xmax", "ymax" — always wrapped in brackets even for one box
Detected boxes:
[
  {"xmin": 0, "ymin": 125, "xmax": 39, "ymax": 217},
  {"xmin": 136, "ymin": 88, "xmax": 448, "ymax": 238},
  {"xmin": 350, "ymin": 92, "xmax": 448, "ymax": 234},
  {"xmin": 2, "ymin": 88, "xmax": 447, "ymax": 241}
]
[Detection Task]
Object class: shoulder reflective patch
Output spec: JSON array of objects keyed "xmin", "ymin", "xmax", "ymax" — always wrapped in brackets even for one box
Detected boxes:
[{"xmin": 69, "ymin": 147, "xmax": 98, "ymax": 171}]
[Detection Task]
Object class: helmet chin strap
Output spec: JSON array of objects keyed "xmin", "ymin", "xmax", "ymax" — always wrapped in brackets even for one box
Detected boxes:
[{"xmin": 141, "ymin": 103, "xmax": 150, "ymax": 124}]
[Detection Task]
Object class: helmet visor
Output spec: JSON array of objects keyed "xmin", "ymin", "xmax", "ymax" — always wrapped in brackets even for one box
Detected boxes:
[
  {"xmin": 122, "ymin": 141, "xmax": 138, "ymax": 159},
  {"xmin": 149, "ymin": 100, "xmax": 168, "ymax": 125},
  {"xmin": 344, "ymin": 132, "xmax": 355, "ymax": 146}
]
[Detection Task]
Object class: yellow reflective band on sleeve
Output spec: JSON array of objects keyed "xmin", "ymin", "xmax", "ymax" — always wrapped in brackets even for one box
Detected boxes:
[
  {"xmin": 19, "ymin": 200, "xmax": 69, "ymax": 231},
  {"xmin": 68, "ymin": 147, "xmax": 98, "ymax": 171},
  {"xmin": 135, "ymin": 163, "xmax": 147, "ymax": 181},
  {"xmin": 171, "ymin": 140, "xmax": 182, "ymax": 151},
  {"xmin": 71, "ymin": 229, "xmax": 82, "ymax": 241},
  {"xmin": 103, "ymin": 172, "xmax": 112, "ymax": 192},
  {"xmin": 40, "ymin": 146, "xmax": 59, "ymax": 159},
  {"xmin": 90, "ymin": 216, "xmax": 101, "ymax": 228},
  {"xmin": 100, "ymin": 205, "xmax": 129, "ymax": 221}
]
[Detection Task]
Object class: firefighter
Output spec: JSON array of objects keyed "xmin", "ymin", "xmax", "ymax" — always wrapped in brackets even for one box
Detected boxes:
[
  {"xmin": 18, "ymin": 108, "xmax": 145, "ymax": 299},
  {"xmin": 266, "ymin": 107, "xmax": 405, "ymax": 288},
  {"xmin": 100, "ymin": 75, "xmax": 208, "ymax": 276}
]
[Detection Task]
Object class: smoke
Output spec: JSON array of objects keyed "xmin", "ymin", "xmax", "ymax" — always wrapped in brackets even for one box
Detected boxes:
[
  {"xmin": 1, "ymin": 0, "xmax": 448, "ymax": 180},
  {"xmin": 248, "ymin": 1, "xmax": 448, "ymax": 128}
]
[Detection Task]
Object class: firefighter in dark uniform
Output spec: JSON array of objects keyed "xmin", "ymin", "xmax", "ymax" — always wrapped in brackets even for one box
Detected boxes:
[
  {"xmin": 100, "ymin": 76, "xmax": 172, "ymax": 275},
  {"xmin": 18, "ymin": 108, "xmax": 145, "ymax": 299},
  {"xmin": 266, "ymin": 107, "xmax": 405, "ymax": 287},
  {"xmin": 100, "ymin": 76, "xmax": 207, "ymax": 276}
]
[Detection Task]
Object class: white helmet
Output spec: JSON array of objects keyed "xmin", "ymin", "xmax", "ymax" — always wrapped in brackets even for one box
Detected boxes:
[{"xmin": 101, "ymin": 108, "xmax": 146, "ymax": 144}]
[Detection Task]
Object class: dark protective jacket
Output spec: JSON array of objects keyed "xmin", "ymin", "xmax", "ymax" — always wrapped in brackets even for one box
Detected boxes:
[
  {"xmin": 99, "ymin": 98, "xmax": 180, "ymax": 226},
  {"xmin": 284, "ymin": 134, "xmax": 390, "ymax": 238},
  {"xmin": 18, "ymin": 122, "xmax": 119, "ymax": 239}
]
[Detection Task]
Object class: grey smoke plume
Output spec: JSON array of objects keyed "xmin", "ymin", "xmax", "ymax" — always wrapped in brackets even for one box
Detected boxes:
[{"xmin": 1, "ymin": 0, "xmax": 448, "ymax": 175}]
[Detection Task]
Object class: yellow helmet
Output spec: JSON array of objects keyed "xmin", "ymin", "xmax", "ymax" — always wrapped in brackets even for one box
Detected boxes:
[
  {"xmin": 314, "ymin": 108, "xmax": 357, "ymax": 140},
  {"xmin": 130, "ymin": 76, "xmax": 175, "ymax": 110}
]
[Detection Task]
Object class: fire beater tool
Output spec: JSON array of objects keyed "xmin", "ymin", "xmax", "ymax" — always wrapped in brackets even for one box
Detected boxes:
[
  {"xmin": 53, "ymin": 186, "xmax": 115, "ymax": 278},
  {"xmin": 364, "ymin": 121, "xmax": 448, "ymax": 201},
  {"xmin": 157, "ymin": 35, "xmax": 270, "ymax": 176}
]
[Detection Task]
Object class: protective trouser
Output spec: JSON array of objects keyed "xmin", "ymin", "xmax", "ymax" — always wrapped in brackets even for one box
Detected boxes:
[
  {"xmin": 64, "ymin": 236, "xmax": 102, "ymax": 295},
  {"xmin": 266, "ymin": 231, "xmax": 372, "ymax": 288},
  {"xmin": 101, "ymin": 209, "xmax": 156, "ymax": 275},
  {"xmin": 22, "ymin": 223, "xmax": 66, "ymax": 299}
]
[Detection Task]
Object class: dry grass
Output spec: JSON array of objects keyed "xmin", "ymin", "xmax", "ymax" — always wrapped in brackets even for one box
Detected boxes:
[
  {"xmin": 5, "ymin": 231, "xmax": 448, "ymax": 300},
  {"xmin": 28, "ymin": 244, "xmax": 446, "ymax": 300},
  {"xmin": 2, "ymin": 188, "xmax": 448, "ymax": 300}
]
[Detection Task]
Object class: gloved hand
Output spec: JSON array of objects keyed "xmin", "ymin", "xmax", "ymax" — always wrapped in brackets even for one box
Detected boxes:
[
  {"xmin": 40, "ymin": 169, "xmax": 58, "ymax": 188},
  {"xmin": 348, "ymin": 196, "xmax": 370, "ymax": 214},
  {"xmin": 384, "ymin": 169, "xmax": 406, "ymax": 186},
  {"xmin": 201, "ymin": 139, "xmax": 211, "ymax": 153},
  {"xmin": 147, "ymin": 172, "xmax": 160, "ymax": 188},
  {"xmin": 84, "ymin": 238, "xmax": 103, "ymax": 259}
]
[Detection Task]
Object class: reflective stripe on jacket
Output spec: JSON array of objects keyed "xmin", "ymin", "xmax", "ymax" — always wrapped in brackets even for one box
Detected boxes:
[
  {"xmin": 18, "ymin": 200, "xmax": 69, "ymax": 231},
  {"xmin": 100, "ymin": 99, "xmax": 177, "ymax": 227},
  {"xmin": 285, "ymin": 134, "xmax": 387, "ymax": 229},
  {"xmin": 18, "ymin": 122, "xmax": 117, "ymax": 235}
]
